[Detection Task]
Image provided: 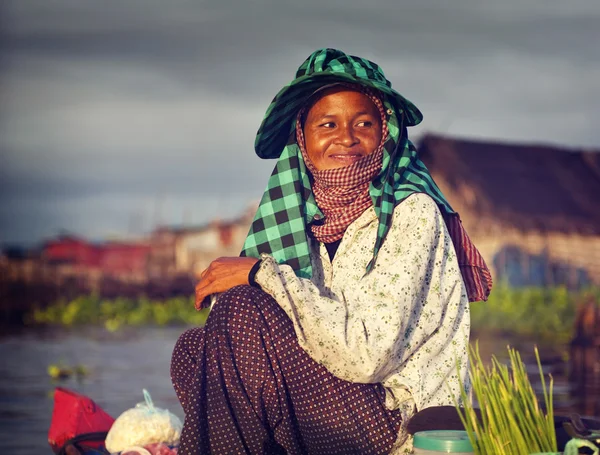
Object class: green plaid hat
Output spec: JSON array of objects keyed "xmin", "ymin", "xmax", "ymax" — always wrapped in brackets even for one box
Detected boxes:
[
  {"xmin": 254, "ymin": 48, "xmax": 423, "ymax": 159},
  {"xmin": 241, "ymin": 48, "xmax": 454, "ymax": 278}
]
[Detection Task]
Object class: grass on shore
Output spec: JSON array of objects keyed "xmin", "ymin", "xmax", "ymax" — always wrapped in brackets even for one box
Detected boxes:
[
  {"xmin": 26, "ymin": 286, "xmax": 599, "ymax": 341},
  {"xmin": 470, "ymin": 285, "xmax": 599, "ymax": 345},
  {"xmin": 27, "ymin": 295, "xmax": 210, "ymax": 331}
]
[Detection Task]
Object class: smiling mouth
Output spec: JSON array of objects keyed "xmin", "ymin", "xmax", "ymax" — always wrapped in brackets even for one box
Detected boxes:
[
  {"xmin": 329, "ymin": 153, "xmax": 364, "ymax": 162},
  {"xmin": 329, "ymin": 151, "xmax": 364, "ymax": 158}
]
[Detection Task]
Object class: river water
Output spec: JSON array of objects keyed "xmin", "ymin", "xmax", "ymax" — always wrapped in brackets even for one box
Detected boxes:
[{"xmin": 0, "ymin": 326, "xmax": 597, "ymax": 454}]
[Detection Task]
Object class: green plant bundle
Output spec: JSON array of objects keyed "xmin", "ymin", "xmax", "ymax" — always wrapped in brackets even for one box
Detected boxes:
[{"xmin": 455, "ymin": 344, "xmax": 557, "ymax": 455}]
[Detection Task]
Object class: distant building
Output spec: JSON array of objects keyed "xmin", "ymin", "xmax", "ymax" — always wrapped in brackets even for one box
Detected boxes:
[
  {"xmin": 0, "ymin": 210, "xmax": 255, "ymax": 314},
  {"xmin": 26, "ymin": 207, "xmax": 255, "ymax": 284},
  {"xmin": 42, "ymin": 235, "xmax": 151, "ymax": 282},
  {"xmin": 148, "ymin": 212, "xmax": 253, "ymax": 278},
  {"xmin": 44, "ymin": 235, "xmax": 100, "ymax": 267},
  {"xmin": 99, "ymin": 242, "xmax": 151, "ymax": 280},
  {"xmin": 1, "ymin": 245, "xmax": 42, "ymax": 282},
  {"xmin": 147, "ymin": 228, "xmax": 178, "ymax": 278},
  {"xmin": 419, "ymin": 134, "xmax": 600, "ymax": 288}
]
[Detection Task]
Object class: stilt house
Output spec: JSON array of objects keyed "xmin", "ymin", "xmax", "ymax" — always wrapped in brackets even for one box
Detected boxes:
[{"xmin": 418, "ymin": 134, "xmax": 600, "ymax": 288}]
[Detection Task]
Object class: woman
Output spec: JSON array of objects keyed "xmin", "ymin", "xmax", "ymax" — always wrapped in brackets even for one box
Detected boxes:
[{"xmin": 171, "ymin": 48, "xmax": 492, "ymax": 454}]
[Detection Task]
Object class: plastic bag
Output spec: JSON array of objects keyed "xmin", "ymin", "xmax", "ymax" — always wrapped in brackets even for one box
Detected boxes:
[
  {"xmin": 563, "ymin": 438, "xmax": 599, "ymax": 455},
  {"xmin": 105, "ymin": 389, "xmax": 182, "ymax": 454},
  {"xmin": 121, "ymin": 443, "xmax": 177, "ymax": 455}
]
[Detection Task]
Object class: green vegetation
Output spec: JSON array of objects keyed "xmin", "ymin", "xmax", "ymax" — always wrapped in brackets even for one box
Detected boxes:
[
  {"xmin": 471, "ymin": 285, "xmax": 600, "ymax": 345},
  {"xmin": 455, "ymin": 344, "xmax": 557, "ymax": 455},
  {"xmin": 24, "ymin": 286, "xmax": 599, "ymax": 339},
  {"xmin": 27, "ymin": 295, "xmax": 210, "ymax": 330}
]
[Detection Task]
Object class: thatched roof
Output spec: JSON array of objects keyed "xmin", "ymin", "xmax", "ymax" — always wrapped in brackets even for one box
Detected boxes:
[{"xmin": 418, "ymin": 134, "xmax": 600, "ymax": 235}]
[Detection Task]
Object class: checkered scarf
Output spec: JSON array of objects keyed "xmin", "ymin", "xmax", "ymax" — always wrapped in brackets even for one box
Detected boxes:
[
  {"xmin": 295, "ymin": 84, "xmax": 388, "ymax": 243},
  {"xmin": 241, "ymin": 88, "xmax": 451, "ymax": 271},
  {"xmin": 241, "ymin": 85, "xmax": 492, "ymax": 302}
]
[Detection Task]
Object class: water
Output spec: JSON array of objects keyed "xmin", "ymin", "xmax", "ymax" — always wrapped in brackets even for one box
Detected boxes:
[
  {"xmin": 0, "ymin": 327, "xmax": 597, "ymax": 454},
  {"xmin": 0, "ymin": 327, "xmax": 184, "ymax": 455}
]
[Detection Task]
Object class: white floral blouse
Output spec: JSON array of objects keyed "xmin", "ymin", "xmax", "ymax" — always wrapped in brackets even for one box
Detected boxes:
[{"xmin": 254, "ymin": 193, "xmax": 470, "ymax": 453}]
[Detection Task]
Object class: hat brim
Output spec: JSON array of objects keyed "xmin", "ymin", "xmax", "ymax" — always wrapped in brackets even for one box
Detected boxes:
[{"xmin": 254, "ymin": 72, "xmax": 423, "ymax": 159}]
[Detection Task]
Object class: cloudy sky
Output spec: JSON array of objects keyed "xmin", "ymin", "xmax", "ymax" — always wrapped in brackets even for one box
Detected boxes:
[{"xmin": 1, "ymin": 0, "xmax": 599, "ymax": 246}]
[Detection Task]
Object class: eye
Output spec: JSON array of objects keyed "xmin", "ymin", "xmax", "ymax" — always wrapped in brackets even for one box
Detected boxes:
[
  {"xmin": 357, "ymin": 121, "xmax": 373, "ymax": 127},
  {"xmin": 319, "ymin": 122, "xmax": 336, "ymax": 128}
]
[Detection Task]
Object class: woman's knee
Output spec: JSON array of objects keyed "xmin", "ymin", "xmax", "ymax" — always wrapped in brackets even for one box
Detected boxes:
[
  {"xmin": 207, "ymin": 285, "xmax": 288, "ymax": 341},
  {"xmin": 217, "ymin": 284, "xmax": 271, "ymax": 305},
  {"xmin": 211, "ymin": 285, "xmax": 278, "ymax": 322}
]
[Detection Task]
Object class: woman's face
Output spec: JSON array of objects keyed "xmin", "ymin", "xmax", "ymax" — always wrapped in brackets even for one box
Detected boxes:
[{"xmin": 303, "ymin": 88, "xmax": 382, "ymax": 171}]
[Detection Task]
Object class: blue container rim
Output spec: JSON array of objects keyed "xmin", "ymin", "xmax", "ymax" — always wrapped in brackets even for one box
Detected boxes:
[{"xmin": 413, "ymin": 430, "xmax": 474, "ymax": 452}]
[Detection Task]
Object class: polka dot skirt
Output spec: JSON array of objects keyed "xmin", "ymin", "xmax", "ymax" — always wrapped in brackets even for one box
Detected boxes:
[{"xmin": 171, "ymin": 285, "xmax": 402, "ymax": 454}]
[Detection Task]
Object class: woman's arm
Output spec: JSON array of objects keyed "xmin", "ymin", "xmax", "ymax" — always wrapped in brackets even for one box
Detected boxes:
[{"xmin": 254, "ymin": 193, "xmax": 469, "ymax": 409}]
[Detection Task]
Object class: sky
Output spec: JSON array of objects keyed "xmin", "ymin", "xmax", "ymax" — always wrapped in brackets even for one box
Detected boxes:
[{"xmin": 1, "ymin": 0, "xmax": 599, "ymax": 246}]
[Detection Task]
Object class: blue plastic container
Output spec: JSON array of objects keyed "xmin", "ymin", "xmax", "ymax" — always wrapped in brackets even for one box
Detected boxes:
[{"xmin": 413, "ymin": 430, "xmax": 474, "ymax": 454}]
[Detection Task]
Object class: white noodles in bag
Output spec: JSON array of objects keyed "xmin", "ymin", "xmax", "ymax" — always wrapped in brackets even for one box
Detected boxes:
[{"xmin": 105, "ymin": 389, "xmax": 182, "ymax": 454}]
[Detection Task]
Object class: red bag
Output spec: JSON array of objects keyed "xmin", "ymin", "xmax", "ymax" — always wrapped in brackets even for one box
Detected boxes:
[{"xmin": 48, "ymin": 387, "xmax": 115, "ymax": 454}]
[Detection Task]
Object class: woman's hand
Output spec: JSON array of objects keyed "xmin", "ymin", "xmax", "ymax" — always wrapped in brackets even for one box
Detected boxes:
[{"xmin": 194, "ymin": 257, "xmax": 259, "ymax": 310}]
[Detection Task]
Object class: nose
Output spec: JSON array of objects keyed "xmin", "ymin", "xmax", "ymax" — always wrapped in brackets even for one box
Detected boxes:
[{"xmin": 334, "ymin": 124, "xmax": 358, "ymax": 147}]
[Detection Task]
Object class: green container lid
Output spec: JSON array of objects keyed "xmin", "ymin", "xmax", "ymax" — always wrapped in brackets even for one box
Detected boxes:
[{"xmin": 413, "ymin": 430, "xmax": 474, "ymax": 453}]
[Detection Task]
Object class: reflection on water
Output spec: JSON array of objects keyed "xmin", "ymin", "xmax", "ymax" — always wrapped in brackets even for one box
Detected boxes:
[{"xmin": 0, "ymin": 327, "xmax": 598, "ymax": 454}]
